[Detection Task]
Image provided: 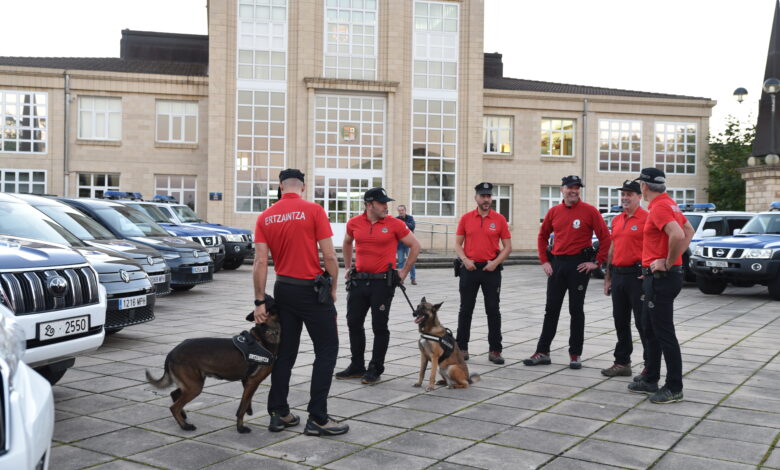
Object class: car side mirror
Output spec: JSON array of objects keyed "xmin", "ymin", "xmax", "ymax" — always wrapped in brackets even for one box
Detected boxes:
[
  {"xmin": 702, "ymin": 228, "xmax": 716, "ymax": 237},
  {"xmin": 733, "ymin": 228, "xmax": 741, "ymax": 235}
]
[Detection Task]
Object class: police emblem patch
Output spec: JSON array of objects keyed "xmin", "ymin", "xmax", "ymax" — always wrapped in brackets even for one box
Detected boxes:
[
  {"xmin": 577, "ymin": 284, "xmax": 584, "ymax": 291},
  {"xmin": 382, "ymin": 227, "xmax": 389, "ymax": 233},
  {"xmin": 489, "ymin": 223, "xmax": 496, "ymax": 230},
  {"xmin": 379, "ymin": 304, "xmax": 386, "ymax": 311},
  {"xmin": 573, "ymin": 219, "xmax": 581, "ymax": 229},
  {"xmin": 631, "ymin": 225, "xmax": 638, "ymax": 231}
]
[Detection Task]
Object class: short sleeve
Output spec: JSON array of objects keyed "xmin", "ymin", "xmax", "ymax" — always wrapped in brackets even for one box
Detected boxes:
[
  {"xmin": 499, "ymin": 217, "xmax": 511, "ymax": 239},
  {"xmin": 314, "ymin": 205, "xmax": 334, "ymax": 241},
  {"xmin": 254, "ymin": 215, "xmax": 267, "ymax": 243},
  {"xmin": 651, "ymin": 203, "xmax": 677, "ymax": 231},
  {"xmin": 456, "ymin": 214, "xmax": 467, "ymax": 236},
  {"xmin": 394, "ymin": 217, "xmax": 411, "ymax": 240}
]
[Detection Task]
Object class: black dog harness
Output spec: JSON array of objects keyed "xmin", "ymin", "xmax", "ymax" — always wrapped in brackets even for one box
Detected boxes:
[
  {"xmin": 232, "ymin": 330, "xmax": 276, "ymax": 377},
  {"xmin": 420, "ymin": 329, "xmax": 456, "ymax": 361}
]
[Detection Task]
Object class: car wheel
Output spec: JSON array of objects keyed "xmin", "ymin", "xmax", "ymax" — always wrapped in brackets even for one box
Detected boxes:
[
  {"xmin": 106, "ymin": 327, "xmax": 124, "ymax": 335},
  {"xmin": 35, "ymin": 365, "xmax": 68, "ymax": 385},
  {"xmin": 767, "ymin": 276, "xmax": 780, "ymax": 300},
  {"xmin": 171, "ymin": 285, "xmax": 195, "ymax": 292},
  {"xmin": 222, "ymin": 257, "xmax": 244, "ymax": 270},
  {"xmin": 696, "ymin": 276, "xmax": 727, "ymax": 295}
]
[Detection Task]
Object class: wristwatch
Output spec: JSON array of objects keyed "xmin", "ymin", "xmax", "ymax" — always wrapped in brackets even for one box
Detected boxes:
[{"xmin": 254, "ymin": 299, "xmax": 266, "ymax": 307}]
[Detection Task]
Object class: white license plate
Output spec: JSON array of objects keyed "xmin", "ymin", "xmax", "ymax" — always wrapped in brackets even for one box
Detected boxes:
[
  {"xmin": 149, "ymin": 274, "xmax": 167, "ymax": 284},
  {"xmin": 192, "ymin": 266, "xmax": 209, "ymax": 274},
  {"xmin": 705, "ymin": 260, "xmax": 728, "ymax": 268},
  {"xmin": 206, "ymin": 247, "xmax": 219, "ymax": 253},
  {"xmin": 38, "ymin": 316, "xmax": 90, "ymax": 341},
  {"xmin": 118, "ymin": 295, "xmax": 147, "ymax": 310}
]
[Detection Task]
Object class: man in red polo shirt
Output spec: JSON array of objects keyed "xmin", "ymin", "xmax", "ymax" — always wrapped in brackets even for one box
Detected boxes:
[
  {"xmin": 253, "ymin": 168, "xmax": 348, "ymax": 436},
  {"xmin": 601, "ymin": 180, "xmax": 649, "ymax": 378},
  {"xmin": 627, "ymin": 168, "xmax": 694, "ymax": 404},
  {"xmin": 454, "ymin": 182, "xmax": 512, "ymax": 364},
  {"xmin": 335, "ymin": 187, "xmax": 421, "ymax": 385},
  {"xmin": 525, "ymin": 175, "xmax": 611, "ymax": 369}
]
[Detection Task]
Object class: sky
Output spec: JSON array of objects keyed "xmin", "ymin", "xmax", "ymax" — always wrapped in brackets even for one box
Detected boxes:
[{"xmin": 0, "ymin": 0, "xmax": 775, "ymax": 136}]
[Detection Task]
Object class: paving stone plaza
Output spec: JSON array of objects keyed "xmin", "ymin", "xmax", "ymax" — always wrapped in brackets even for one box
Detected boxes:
[{"xmin": 51, "ymin": 265, "xmax": 780, "ymax": 470}]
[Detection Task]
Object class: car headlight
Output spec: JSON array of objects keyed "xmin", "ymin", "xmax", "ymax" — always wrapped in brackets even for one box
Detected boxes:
[
  {"xmin": 694, "ymin": 246, "xmax": 704, "ymax": 256},
  {"xmin": 0, "ymin": 308, "xmax": 26, "ymax": 388},
  {"xmin": 162, "ymin": 253, "xmax": 181, "ymax": 260},
  {"xmin": 745, "ymin": 249, "xmax": 773, "ymax": 259},
  {"xmin": 224, "ymin": 234, "xmax": 244, "ymax": 242}
]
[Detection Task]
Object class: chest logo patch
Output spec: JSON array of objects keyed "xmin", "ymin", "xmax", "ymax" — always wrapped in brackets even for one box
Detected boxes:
[
  {"xmin": 573, "ymin": 219, "xmax": 581, "ymax": 229},
  {"xmin": 489, "ymin": 223, "xmax": 496, "ymax": 231},
  {"xmin": 631, "ymin": 225, "xmax": 638, "ymax": 231},
  {"xmin": 381, "ymin": 227, "xmax": 389, "ymax": 233}
]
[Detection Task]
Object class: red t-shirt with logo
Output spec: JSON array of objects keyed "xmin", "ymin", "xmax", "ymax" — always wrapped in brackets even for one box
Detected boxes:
[
  {"xmin": 456, "ymin": 209, "xmax": 511, "ymax": 263},
  {"xmin": 610, "ymin": 207, "xmax": 648, "ymax": 267},
  {"xmin": 537, "ymin": 200, "xmax": 611, "ymax": 265},
  {"xmin": 642, "ymin": 192, "xmax": 688, "ymax": 267},
  {"xmin": 347, "ymin": 213, "xmax": 410, "ymax": 273},
  {"xmin": 254, "ymin": 193, "xmax": 333, "ymax": 279}
]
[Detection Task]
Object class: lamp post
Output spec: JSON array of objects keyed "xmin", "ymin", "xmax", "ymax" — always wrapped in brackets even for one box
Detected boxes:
[
  {"xmin": 764, "ymin": 77, "xmax": 780, "ymax": 165},
  {"xmin": 733, "ymin": 87, "xmax": 748, "ymax": 103}
]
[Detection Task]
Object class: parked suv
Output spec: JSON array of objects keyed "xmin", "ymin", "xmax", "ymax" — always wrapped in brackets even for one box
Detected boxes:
[
  {"xmin": 690, "ymin": 204, "xmax": 780, "ymax": 299},
  {"xmin": 0, "ymin": 194, "xmax": 155, "ymax": 334},
  {"xmin": 0, "ymin": 235, "xmax": 106, "ymax": 384}
]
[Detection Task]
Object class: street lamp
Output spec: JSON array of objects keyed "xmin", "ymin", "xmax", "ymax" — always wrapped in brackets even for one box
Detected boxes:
[
  {"xmin": 733, "ymin": 87, "xmax": 748, "ymax": 103},
  {"xmin": 764, "ymin": 78, "xmax": 780, "ymax": 165}
]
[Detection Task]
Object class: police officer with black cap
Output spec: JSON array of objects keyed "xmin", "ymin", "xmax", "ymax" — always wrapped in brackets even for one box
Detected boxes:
[
  {"xmin": 253, "ymin": 168, "xmax": 348, "ymax": 436},
  {"xmin": 454, "ymin": 182, "xmax": 512, "ymax": 364},
  {"xmin": 336, "ymin": 187, "xmax": 421, "ymax": 384}
]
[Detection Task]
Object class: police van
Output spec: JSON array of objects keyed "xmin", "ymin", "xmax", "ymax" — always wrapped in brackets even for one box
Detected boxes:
[{"xmin": 689, "ymin": 202, "xmax": 779, "ymax": 298}]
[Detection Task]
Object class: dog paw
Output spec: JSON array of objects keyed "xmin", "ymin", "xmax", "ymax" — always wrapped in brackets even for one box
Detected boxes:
[
  {"xmin": 237, "ymin": 425, "xmax": 251, "ymax": 434},
  {"xmin": 425, "ymin": 385, "xmax": 435, "ymax": 392},
  {"xmin": 412, "ymin": 382, "xmax": 422, "ymax": 388},
  {"xmin": 181, "ymin": 423, "xmax": 197, "ymax": 431}
]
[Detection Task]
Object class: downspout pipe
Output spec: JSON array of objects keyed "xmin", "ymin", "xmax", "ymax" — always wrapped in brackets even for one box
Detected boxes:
[
  {"xmin": 63, "ymin": 71, "xmax": 70, "ymax": 197},
  {"xmin": 581, "ymin": 98, "xmax": 588, "ymax": 197}
]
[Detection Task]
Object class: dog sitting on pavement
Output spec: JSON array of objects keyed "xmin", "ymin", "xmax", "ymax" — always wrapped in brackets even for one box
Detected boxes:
[
  {"xmin": 413, "ymin": 297, "xmax": 480, "ymax": 391},
  {"xmin": 146, "ymin": 295, "xmax": 280, "ymax": 433}
]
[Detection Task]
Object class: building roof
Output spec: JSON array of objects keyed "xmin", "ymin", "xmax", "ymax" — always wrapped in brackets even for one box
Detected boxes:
[{"xmin": 0, "ymin": 56, "xmax": 207, "ymax": 76}]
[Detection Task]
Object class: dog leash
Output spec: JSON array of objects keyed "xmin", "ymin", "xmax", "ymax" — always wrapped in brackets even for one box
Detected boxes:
[{"xmin": 397, "ymin": 282, "xmax": 416, "ymax": 315}]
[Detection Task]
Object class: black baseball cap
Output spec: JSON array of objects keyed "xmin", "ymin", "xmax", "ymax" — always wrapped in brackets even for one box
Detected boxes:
[
  {"xmin": 618, "ymin": 180, "xmax": 642, "ymax": 194},
  {"xmin": 561, "ymin": 175, "xmax": 584, "ymax": 187},
  {"xmin": 364, "ymin": 187, "xmax": 394, "ymax": 203},
  {"xmin": 634, "ymin": 167, "xmax": 666, "ymax": 184},
  {"xmin": 475, "ymin": 182, "xmax": 493, "ymax": 195},
  {"xmin": 279, "ymin": 168, "xmax": 305, "ymax": 183}
]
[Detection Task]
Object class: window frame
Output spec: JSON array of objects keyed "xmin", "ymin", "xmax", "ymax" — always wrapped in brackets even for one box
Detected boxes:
[
  {"xmin": 540, "ymin": 118, "xmax": 575, "ymax": 158},
  {"xmin": 155, "ymin": 174, "xmax": 197, "ymax": 211},
  {"xmin": 77, "ymin": 96, "xmax": 122, "ymax": 141},
  {"xmin": 654, "ymin": 121, "xmax": 697, "ymax": 175},
  {"xmin": 323, "ymin": 0, "xmax": 378, "ymax": 80},
  {"xmin": 156, "ymin": 101, "xmax": 199, "ymax": 144},
  {"xmin": 0, "ymin": 169, "xmax": 47, "ymax": 194},
  {"xmin": 0, "ymin": 90, "xmax": 48, "ymax": 154},
  {"xmin": 597, "ymin": 185, "xmax": 621, "ymax": 212},
  {"xmin": 540, "ymin": 185, "xmax": 560, "ymax": 222},
  {"xmin": 490, "ymin": 184, "xmax": 512, "ymax": 223},
  {"xmin": 237, "ymin": 0, "xmax": 289, "ymax": 83},
  {"xmin": 597, "ymin": 119, "xmax": 642, "ymax": 173},
  {"xmin": 667, "ymin": 188, "xmax": 696, "ymax": 205},
  {"xmin": 483, "ymin": 116, "xmax": 512, "ymax": 155},
  {"xmin": 77, "ymin": 172, "xmax": 120, "ymax": 199}
]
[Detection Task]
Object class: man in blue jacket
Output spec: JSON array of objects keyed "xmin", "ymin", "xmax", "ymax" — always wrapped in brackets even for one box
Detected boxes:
[{"xmin": 396, "ymin": 205, "xmax": 417, "ymax": 285}]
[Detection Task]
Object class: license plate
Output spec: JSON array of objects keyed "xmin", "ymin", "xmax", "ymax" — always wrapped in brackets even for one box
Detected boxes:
[
  {"xmin": 38, "ymin": 316, "xmax": 90, "ymax": 341},
  {"xmin": 192, "ymin": 266, "xmax": 209, "ymax": 274},
  {"xmin": 149, "ymin": 274, "xmax": 167, "ymax": 284},
  {"xmin": 705, "ymin": 260, "xmax": 728, "ymax": 268},
  {"xmin": 118, "ymin": 295, "xmax": 147, "ymax": 310},
  {"xmin": 206, "ymin": 247, "xmax": 219, "ymax": 253}
]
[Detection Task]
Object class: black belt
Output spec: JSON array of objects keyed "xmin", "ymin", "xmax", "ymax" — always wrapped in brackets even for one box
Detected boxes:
[
  {"xmin": 350, "ymin": 272, "xmax": 388, "ymax": 280},
  {"xmin": 611, "ymin": 265, "xmax": 641, "ymax": 275},
  {"xmin": 276, "ymin": 275, "xmax": 316, "ymax": 286},
  {"xmin": 641, "ymin": 266, "xmax": 682, "ymax": 277},
  {"xmin": 552, "ymin": 254, "xmax": 587, "ymax": 261}
]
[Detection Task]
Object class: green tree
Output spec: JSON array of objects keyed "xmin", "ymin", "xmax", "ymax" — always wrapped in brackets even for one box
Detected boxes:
[{"xmin": 706, "ymin": 117, "xmax": 755, "ymax": 210}]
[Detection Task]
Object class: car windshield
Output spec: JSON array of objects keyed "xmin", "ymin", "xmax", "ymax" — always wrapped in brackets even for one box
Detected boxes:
[
  {"xmin": 35, "ymin": 205, "xmax": 116, "ymax": 241},
  {"xmin": 0, "ymin": 201, "xmax": 86, "ymax": 247},
  {"xmin": 739, "ymin": 214, "xmax": 780, "ymax": 235},
  {"xmin": 686, "ymin": 214, "xmax": 703, "ymax": 231},
  {"xmin": 126, "ymin": 203, "xmax": 172, "ymax": 224},
  {"xmin": 95, "ymin": 206, "xmax": 170, "ymax": 237},
  {"xmin": 172, "ymin": 205, "xmax": 204, "ymax": 223}
]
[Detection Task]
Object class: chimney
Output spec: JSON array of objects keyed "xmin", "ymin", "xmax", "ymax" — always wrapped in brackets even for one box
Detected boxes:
[{"xmin": 484, "ymin": 52, "xmax": 503, "ymax": 78}]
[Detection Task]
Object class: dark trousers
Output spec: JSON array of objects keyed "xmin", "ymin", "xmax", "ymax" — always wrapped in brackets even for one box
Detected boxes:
[
  {"xmin": 346, "ymin": 279, "xmax": 395, "ymax": 374},
  {"xmin": 611, "ymin": 271, "xmax": 648, "ymax": 365},
  {"xmin": 456, "ymin": 266, "xmax": 502, "ymax": 352},
  {"xmin": 537, "ymin": 257, "xmax": 590, "ymax": 356},
  {"xmin": 268, "ymin": 281, "xmax": 338, "ymax": 425},
  {"xmin": 641, "ymin": 272, "xmax": 684, "ymax": 393}
]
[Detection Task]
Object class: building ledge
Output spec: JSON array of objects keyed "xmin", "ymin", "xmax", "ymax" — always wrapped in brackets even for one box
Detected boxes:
[
  {"xmin": 76, "ymin": 139, "xmax": 121, "ymax": 147},
  {"xmin": 154, "ymin": 141, "xmax": 198, "ymax": 150},
  {"xmin": 304, "ymin": 77, "xmax": 399, "ymax": 93},
  {"xmin": 541, "ymin": 156, "xmax": 575, "ymax": 163}
]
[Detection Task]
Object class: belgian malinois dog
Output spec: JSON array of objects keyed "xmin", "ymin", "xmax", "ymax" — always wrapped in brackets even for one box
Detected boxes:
[
  {"xmin": 413, "ymin": 297, "xmax": 480, "ymax": 391},
  {"xmin": 146, "ymin": 298, "xmax": 281, "ymax": 433}
]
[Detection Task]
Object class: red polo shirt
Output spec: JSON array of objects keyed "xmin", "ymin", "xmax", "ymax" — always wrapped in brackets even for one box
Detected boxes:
[
  {"xmin": 610, "ymin": 207, "xmax": 648, "ymax": 267},
  {"xmin": 347, "ymin": 213, "xmax": 410, "ymax": 273},
  {"xmin": 456, "ymin": 209, "xmax": 511, "ymax": 263},
  {"xmin": 254, "ymin": 193, "xmax": 333, "ymax": 279},
  {"xmin": 537, "ymin": 199, "xmax": 611, "ymax": 265},
  {"xmin": 643, "ymin": 192, "xmax": 688, "ymax": 267}
]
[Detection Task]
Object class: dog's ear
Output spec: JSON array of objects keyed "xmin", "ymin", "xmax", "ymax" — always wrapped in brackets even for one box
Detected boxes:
[
  {"xmin": 421, "ymin": 296, "xmax": 426, "ymax": 304},
  {"xmin": 433, "ymin": 302, "xmax": 444, "ymax": 313}
]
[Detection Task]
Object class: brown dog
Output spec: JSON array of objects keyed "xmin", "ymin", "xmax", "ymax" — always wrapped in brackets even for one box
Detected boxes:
[
  {"xmin": 145, "ymin": 299, "xmax": 280, "ymax": 433},
  {"xmin": 413, "ymin": 297, "xmax": 480, "ymax": 391}
]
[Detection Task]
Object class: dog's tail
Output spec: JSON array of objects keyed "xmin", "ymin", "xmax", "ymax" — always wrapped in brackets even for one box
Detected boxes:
[
  {"xmin": 468, "ymin": 373, "xmax": 481, "ymax": 384},
  {"xmin": 145, "ymin": 355, "xmax": 173, "ymax": 388}
]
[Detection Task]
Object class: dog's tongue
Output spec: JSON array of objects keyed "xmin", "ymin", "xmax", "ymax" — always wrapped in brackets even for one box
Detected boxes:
[{"xmin": 414, "ymin": 316, "xmax": 423, "ymax": 324}]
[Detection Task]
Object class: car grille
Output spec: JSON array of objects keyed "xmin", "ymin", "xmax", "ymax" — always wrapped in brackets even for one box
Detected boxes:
[
  {"xmin": 0, "ymin": 265, "xmax": 100, "ymax": 315},
  {"xmin": 700, "ymin": 247, "xmax": 744, "ymax": 259},
  {"xmin": 190, "ymin": 235, "xmax": 220, "ymax": 247},
  {"xmin": 106, "ymin": 303, "xmax": 155, "ymax": 329}
]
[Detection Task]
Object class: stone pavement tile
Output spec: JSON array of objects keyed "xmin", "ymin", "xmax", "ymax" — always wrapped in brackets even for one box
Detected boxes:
[
  {"xmin": 519, "ymin": 412, "xmax": 605, "ymax": 437},
  {"xmin": 473, "ymin": 375, "xmax": 527, "ymax": 391},
  {"xmin": 570, "ymin": 389, "xmax": 645, "ymax": 407},
  {"xmin": 425, "ymin": 463, "xmax": 484, "ymax": 470},
  {"xmin": 259, "ymin": 434, "xmax": 362, "ymax": 467},
  {"xmin": 535, "ymin": 373, "xmax": 604, "ymax": 389},
  {"xmin": 487, "ymin": 427, "xmax": 580, "ymax": 455},
  {"xmin": 562, "ymin": 438, "xmax": 664, "ymax": 469},
  {"xmin": 485, "ymin": 366, "xmax": 549, "ymax": 382},
  {"xmin": 684, "ymin": 379, "xmax": 738, "ymax": 394},
  {"xmin": 90, "ymin": 349, "xmax": 152, "ymax": 362},
  {"xmin": 105, "ymin": 383, "xmax": 172, "ymax": 402},
  {"xmin": 147, "ymin": 391, "xmax": 233, "ymax": 411},
  {"xmin": 426, "ymin": 384, "xmax": 503, "ymax": 402},
  {"xmin": 731, "ymin": 385, "xmax": 780, "ymax": 402},
  {"xmin": 723, "ymin": 395, "xmax": 780, "ymax": 414},
  {"xmin": 673, "ymin": 434, "xmax": 768, "ymax": 465},
  {"xmin": 616, "ymin": 409, "xmax": 700, "ymax": 432},
  {"xmin": 354, "ymin": 405, "xmax": 440, "ymax": 428},
  {"xmin": 484, "ymin": 393, "xmax": 560, "ymax": 411},
  {"xmin": 590, "ymin": 423, "xmax": 682, "ymax": 450},
  {"xmin": 53, "ymin": 416, "xmax": 127, "ymax": 443},
  {"xmin": 58, "ymin": 368, "xmax": 104, "ymax": 384},
  {"xmin": 56, "ymin": 409, "xmax": 79, "ymax": 422},
  {"xmin": 453, "ymin": 403, "xmax": 536, "ymax": 425},
  {"xmin": 687, "ymin": 370, "xmax": 751, "ymax": 385},
  {"xmin": 690, "ymin": 419, "xmax": 777, "ymax": 445},
  {"xmin": 77, "ymin": 360, "xmax": 147, "ymax": 376},
  {"xmin": 337, "ymin": 385, "xmax": 416, "ymax": 405},
  {"xmin": 90, "ymin": 460, "xmax": 160, "ymax": 469},
  {"xmin": 395, "ymin": 394, "xmax": 472, "ymax": 414},
  {"xmin": 203, "ymin": 453, "xmax": 310, "ymax": 469},
  {"xmin": 131, "ymin": 440, "xmax": 242, "ymax": 470},
  {"xmin": 74, "ymin": 356, "xmax": 113, "ymax": 367},
  {"xmin": 511, "ymin": 382, "xmax": 579, "ymax": 399},
  {"xmin": 57, "ymin": 394, "xmax": 133, "ymax": 416},
  {"xmin": 75, "ymin": 427, "xmax": 182, "ymax": 457},
  {"xmin": 445, "ymin": 442, "xmax": 551, "ymax": 470},
  {"xmin": 542, "ymin": 456, "xmax": 623, "ymax": 469},
  {"xmin": 195, "ymin": 424, "xmax": 297, "ymax": 450},
  {"xmin": 591, "ymin": 377, "xmax": 637, "ymax": 393},
  {"xmin": 417, "ymin": 416, "xmax": 510, "ymax": 440},
  {"xmin": 707, "ymin": 406, "xmax": 780, "ymax": 428},
  {"xmin": 634, "ymin": 399, "xmax": 713, "ymax": 418},
  {"xmin": 50, "ymin": 444, "xmax": 114, "ymax": 470},
  {"xmin": 653, "ymin": 452, "xmax": 755, "ymax": 470},
  {"xmin": 325, "ymin": 396, "xmax": 384, "ymax": 418},
  {"xmin": 765, "ymin": 449, "xmax": 780, "ymax": 468},
  {"xmin": 547, "ymin": 400, "xmax": 628, "ymax": 422},
  {"xmin": 53, "ymin": 385, "xmax": 93, "ymax": 401},
  {"xmin": 92, "ymin": 402, "xmax": 175, "ymax": 426},
  {"xmin": 326, "ymin": 420, "xmax": 406, "ymax": 446},
  {"xmin": 325, "ymin": 448, "xmax": 437, "ymax": 470},
  {"xmin": 376, "ymin": 430, "xmax": 474, "ymax": 460},
  {"xmin": 683, "ymin": 388, "xmax": 729, "ymax": 405},
  {"xmin": 142, "ymin": 412, "xmax": 234, "ymax": 438}
]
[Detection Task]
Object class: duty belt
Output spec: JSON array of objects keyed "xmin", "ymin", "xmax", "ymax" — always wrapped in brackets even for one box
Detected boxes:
[
  {"xmin": 350, "ymin": 271, "xmax": 388, "ymax": 280},
  {"xmin": 641, "ymin": 266, "xmax": 682, "ymax": 279},
  {"xmin": 611, "ymin": 265, "xmax": 641, "ymax": 275},
  {"xmin": 420, "ymin": 329, "xmax": 456, "ymax": 361},
  {"xmin": 276, "ymin": 275, "xmax": 316, "ymax": 286}
]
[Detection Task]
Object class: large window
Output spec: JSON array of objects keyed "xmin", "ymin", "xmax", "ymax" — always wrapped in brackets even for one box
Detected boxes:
[
  {"xmin": 598, "ymin": 186, "xmax": 621, "ymax": 212},
  {"xmin": 237, "ymin": 0, "xmax": 288, "ymax": 81},
  {"xmin": 490, "ymin": 184, "xmax": 512, "ymax": 223},
  {"xmin": 411, "ymin": 99, "xmax": 457, "ymax": 217},
  {"xmin": 413, "ymin": 1, "xmax": 458, "ymax": 90},
  {"xmin": 668, "ymin": 188, "xmax": 696, "ymax": 205},
  {"xmin": 0, "ymin": 169, "xmax": 46, "ymax": 194},
  {"xmin": 155, "ymin": 175, "xmax": 197, "ymax": 210},
  {"xmin": 78, "ymin": 97, "xmax": 121, "ymax": 141},
  {"xmin": 324, "ymin": 0, "xmax": 377, "ymax": 80},
  {"xmin": 156, "ymin": 101, "xmax": 198, "ymax": 144},
  {"xmin": 598, "ymin": 119, "xmax": 641, "ymax": 173},
  {"xmin": 540, "ymin": 185, "xmax": 560, "ymax": 221},
  {"xmin": 541, "ymin": 119, "xmax": 574, "ymax": 157},
  {"xmin": 0, "ymin": 90, "xmax": 47, "ymax": 153},
  {"xmin": 655, "ymin": 122, "xmax": 696, "ymax": 174},
  {"xmin": 78, "ymin": 173, "xmax": 119, "ymax": 198},
  {"xmin": 235, "ymin": 90, "xmax": 286, "ymax": 213},
  {"xmin": 483, "ymin": 116, "xmax": 511, "ymax": 155}
]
